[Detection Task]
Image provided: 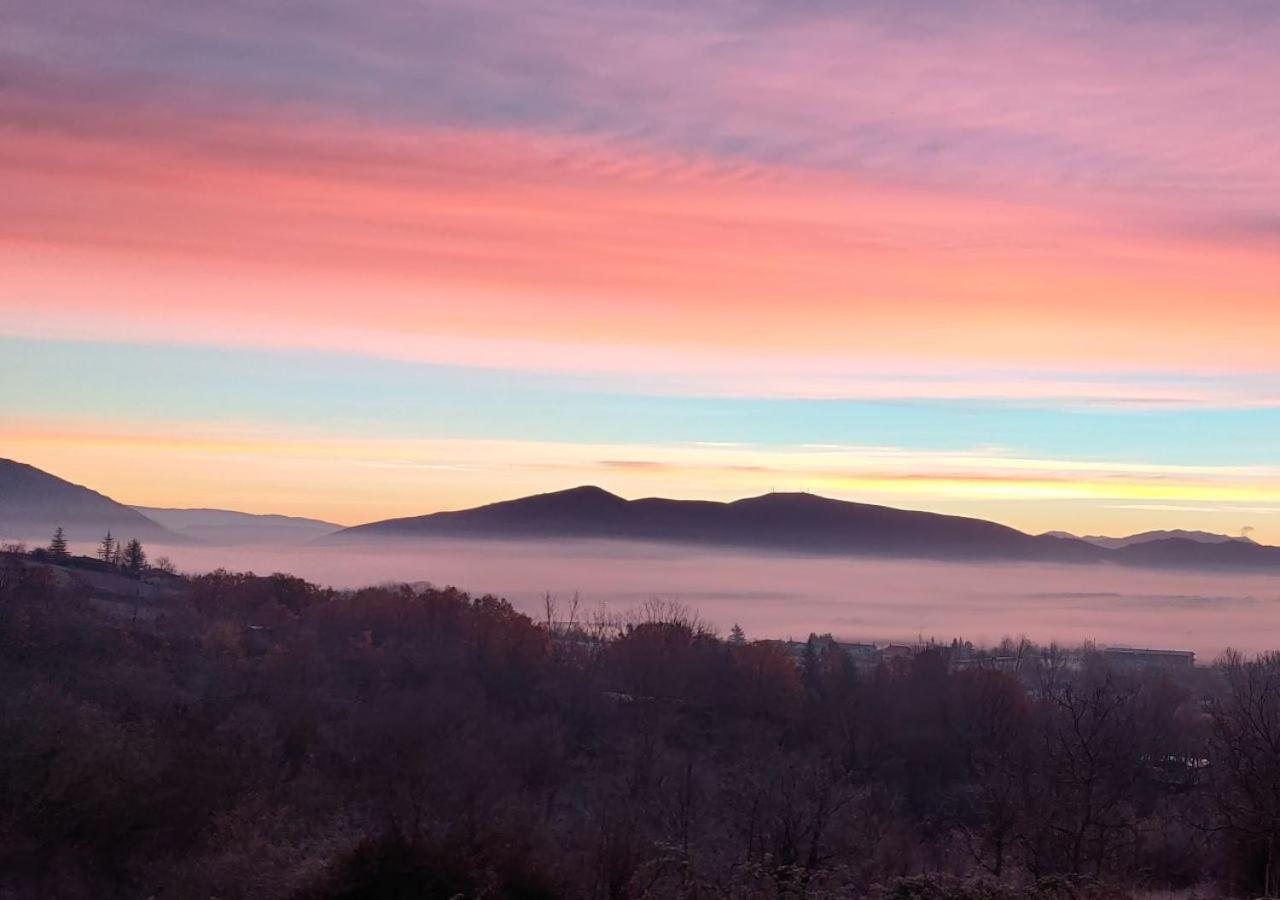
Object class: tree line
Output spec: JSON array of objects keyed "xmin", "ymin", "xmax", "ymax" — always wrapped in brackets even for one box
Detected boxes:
[
  {"xmin": 1, "ymin": 551, "xmax": 1278, "ymax": 898},
  {"xmin": 37, "ymin": 525, "xmax": 156, "ymax": 577}
]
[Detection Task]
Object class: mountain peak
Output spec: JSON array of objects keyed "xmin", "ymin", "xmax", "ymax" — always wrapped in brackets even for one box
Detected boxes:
[
  {"xmin": 730, "ymin": 491, "xmax": 839, "ymax": 510},
  {"xmin": 501, "ymin": 485, "xmax": 626, "ymax": 510},
  {"xmin": 545, "ymin": 485, "xmax": 622, "ymax": 500}
]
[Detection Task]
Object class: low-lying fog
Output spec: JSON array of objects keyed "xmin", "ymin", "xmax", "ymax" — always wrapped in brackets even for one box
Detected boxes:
[{"xmin": 114, "ymin": 537, "xmax": 1280, "ymax": 658}]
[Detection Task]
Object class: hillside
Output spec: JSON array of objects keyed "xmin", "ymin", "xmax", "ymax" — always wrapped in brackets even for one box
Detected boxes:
[
  {"xmin": 0, "ymin": 549, "xmax": 1252, "ymax": 897},
  {"xmin": 0, "ymin": 459, "xmax": 175, "ymax": 543},
  {"xmin": 133, "ymin": 507, "xmax": 342, "ymax": 545}
]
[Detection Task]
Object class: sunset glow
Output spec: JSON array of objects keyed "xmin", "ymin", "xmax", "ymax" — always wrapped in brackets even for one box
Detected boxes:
[{"xmin": 4, "ymin": 0, "xmax": 1280, "ymax": 538}]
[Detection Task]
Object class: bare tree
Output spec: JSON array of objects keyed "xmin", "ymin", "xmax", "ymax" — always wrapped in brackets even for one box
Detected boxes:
[
  {"xmin": 1210, "ymin": 650, "xmax": 1280, "ymax": 896},
  {"xmin": 566, "ymin": 591, "xmax": 581, "ymax": 634},
  {"xmin": 152, "ymin": 556, "xmax": 177, "ymax": 575},
  {"xmin": 1028, "ymin": 666, "xmax": 1145, "ymax": 877}
]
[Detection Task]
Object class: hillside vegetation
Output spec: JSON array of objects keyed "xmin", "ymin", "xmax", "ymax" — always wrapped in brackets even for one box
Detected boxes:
[{"xmin": 2, "ymin": 549, "xmax": 1278, "ymax": 899}]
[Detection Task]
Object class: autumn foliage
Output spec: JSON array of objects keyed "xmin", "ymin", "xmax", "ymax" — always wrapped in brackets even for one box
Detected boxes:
[{"xmin": 0, "ymin": 550, "xmax": 1274, "ymax": 898}]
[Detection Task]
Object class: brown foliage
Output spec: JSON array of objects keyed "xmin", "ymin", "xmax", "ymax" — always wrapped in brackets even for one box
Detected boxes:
[{"xmin": 0, "ymin": 561, "xmax": 1250, "ymax": 898}]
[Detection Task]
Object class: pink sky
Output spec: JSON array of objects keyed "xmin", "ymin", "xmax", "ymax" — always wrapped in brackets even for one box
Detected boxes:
[{"xmin": 2, "ymin": 0, "xmax": 1279, "ymax": 535}]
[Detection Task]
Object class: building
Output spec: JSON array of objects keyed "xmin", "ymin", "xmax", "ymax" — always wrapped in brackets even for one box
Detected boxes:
[
  {"xmin": 1102, "ymin": 647, "xmax": 1195, "ymax": 670},
  {"xmin": 879, "ymin": 644, "xmax": 914, "ymax": 663}
]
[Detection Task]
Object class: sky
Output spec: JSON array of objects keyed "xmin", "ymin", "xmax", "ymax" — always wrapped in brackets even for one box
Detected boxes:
[{"xmin": 3, "ymin": 0, "xmax": 1280, "ymax": 538}]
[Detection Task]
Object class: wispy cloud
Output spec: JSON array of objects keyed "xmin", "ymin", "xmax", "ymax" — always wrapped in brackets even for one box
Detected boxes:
[
  {"xmin": 7, "ymin": 0, "xmax": 1279, "ymax": 206},
  {"xmin": 3, "ymin": 19, "xmax": 1280, "ymax": 382},
  {"xmin": 4, "ymin": 0, "xmax": 1280, "ymax": 538},
  {"xmin": 1105, "ymin": 504, "xmax": 1280, "ymax": 515}
]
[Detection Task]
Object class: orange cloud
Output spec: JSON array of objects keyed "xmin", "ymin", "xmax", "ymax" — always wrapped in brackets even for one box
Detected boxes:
[{"xmin": 3, "ymin": 86, "xmax": 1280, "ymax": 378}]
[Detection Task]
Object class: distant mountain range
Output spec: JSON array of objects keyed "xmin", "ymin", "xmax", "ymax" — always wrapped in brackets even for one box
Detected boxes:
[
  {"xmin": 1042, "ymin": 529, "xmax": 1256, "ymax": 550},
  {"xmin": 0, "ymin": 459, "xmax": 338, "ymax": 546},
  {"xmin": 132, "ymin": 507, "xmax": 341, "ymax": 545},
  {"xmin": 1101, "ymin": 537, "xmax": 1280, "ymax": 569},
  {"xmin": 329, "ymin": 485, "xmax": 1280, "ymax": 570},
  {"xmin": 5, "ymin": 458, "xmax": 1278, "ymax": 570}
]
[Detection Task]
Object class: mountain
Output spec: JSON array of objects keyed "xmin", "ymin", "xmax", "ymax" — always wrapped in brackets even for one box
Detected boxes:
[
  {"xmin": 133, "ymin": 507, "xmax": 342, "ymax": 545},
  {"xmin": 1110, "ymin": 537, "xmax": 1280, "ymax": 569},
  {"xmin": 0, "ymin": 459, "xmax": 176, "ymax": 543},
  {"xmin": 1048, "ymin": 529, "xmax": 1256, "ymax": 550},
  {"xmin": 8, "ymin": 458, "xmax": 1280, "ymax": 570},
  {"xmin": 330, "ymin": 486, "xmax": 1107, "ymax": 563}
]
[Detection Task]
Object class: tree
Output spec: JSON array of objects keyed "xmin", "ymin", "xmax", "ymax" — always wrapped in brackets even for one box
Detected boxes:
[
  {"xmin": 48, "ymin": 527, "xmax": 68, "ymax": 559},
  {"xmin": 1026, "ymin": 666, "xmax": 1145, "ymax": 877},
  {"xmin": 123, "ymin": 539, "xmax": 147, "ymax": 576},
  {"xmin": 97, "ymin": 531, "xmax": 116, "ymax": 563},
  {"xmin": 1210, "ymin": 650, "xmax": 1280, "ymax": 896},
  {"xmin": 153, "ymin": 556, "xmax": 177, "ymax": 575},
  {"xmin": 729, "ymin": 623, "xmax": 746, "ymax": 645},
  {"xmin": 801, "ymin": 633, "xmax": 825, "ymax": 707}
]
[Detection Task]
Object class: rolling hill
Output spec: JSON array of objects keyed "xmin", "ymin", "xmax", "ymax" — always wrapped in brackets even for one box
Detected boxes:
[
  {"xmin": 133, "ymin": 507, "xmax": 342, "ymax": 545},
  {"xmin": 1, "ymin": 459, "xmax": 337, "ymax": 547},
  {"xmin": 0, "ymin": 458, "xmax": 176, "ymax": 543}
]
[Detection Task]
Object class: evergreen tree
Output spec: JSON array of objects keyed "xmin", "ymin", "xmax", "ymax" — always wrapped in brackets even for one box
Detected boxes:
[
  {"xmin": 97, "ymin": 531, "xmax": 115, "ymax": 563},
  {"xmin": 111, "ymin": 542, "xmax": 124, "ymax": 568},
  {"xmin": 123, "ymin": 539, "xmax": 147, "ymax": 576},
  {"xmin": 48, "ymin": 526, "xmax": 69, "ymax": 559},
  {"xmin": 728, "ymin": 623, "xmax": 747, "ymax": 645}
]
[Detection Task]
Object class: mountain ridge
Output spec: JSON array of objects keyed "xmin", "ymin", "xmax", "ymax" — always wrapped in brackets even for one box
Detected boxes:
[
  {"xmin": 331, "ymin": 485, "xmax": 1107, "ymax": 563},
  {"xmin": 331, "ymin": 485, "xmax": 1280, "ymax": 570},
  {"xmin": 133, "ymin": 506, "xmax": 342, "ymax": 545},
  {"xmin": 1044, "ymin": 528, "xmax": 1256, "ymax": 550},
  {"xmin": 7, "ymin": 459, "xmax": 1279, "ymax": 570},
  {"xmin": 0, "ymin": 458, "xmax": 177, "ymax": 543}
]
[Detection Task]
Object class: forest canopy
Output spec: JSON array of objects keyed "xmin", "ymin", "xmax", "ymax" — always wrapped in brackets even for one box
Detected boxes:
[{"xmin": 1, "ymin": 547, "xmax": 1276, "ymax": 899}]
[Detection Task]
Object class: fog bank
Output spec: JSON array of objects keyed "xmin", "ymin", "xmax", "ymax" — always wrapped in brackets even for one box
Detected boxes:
[{"xmin": 136, "ymin": 538, "xmax": 1280, "ymax": 657}]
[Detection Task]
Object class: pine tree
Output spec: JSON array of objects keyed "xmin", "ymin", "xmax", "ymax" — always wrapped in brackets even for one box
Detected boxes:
[
  {"xmin": 111, "ymin": 542, "xmax": 124, "ymax": 568},
  {"xmin": 123, "ymin": 539, "xmax": 147, "ymax": 577},
  {"xmin": 97, "ymin": 531, "xmax": 115, "ymax": 563},
  {"xmin": 48, "ymin": 526, "xmax": 69, "ymax": 559},
  {"xmin": 729, "ymin": 623, "xmax": 747, "ymax": 645}
]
